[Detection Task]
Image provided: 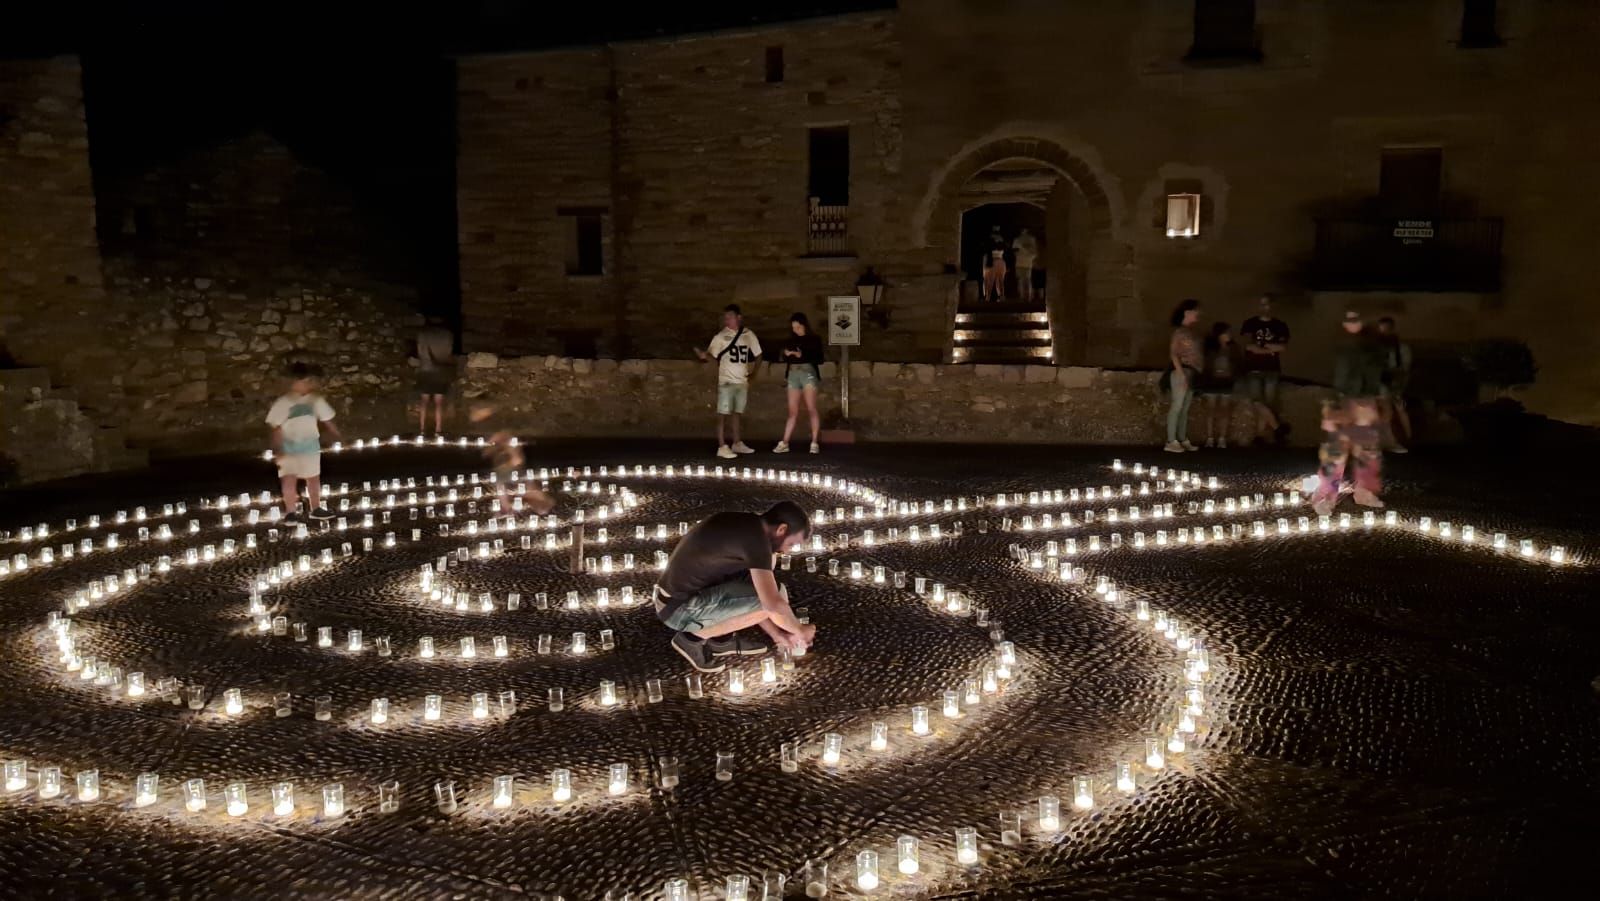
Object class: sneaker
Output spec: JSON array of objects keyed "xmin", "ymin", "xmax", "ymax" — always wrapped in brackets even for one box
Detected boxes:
[
  {"xmin": 1204, "ymin": 438, "xmax": 1216, "ymax": 448},
  {"xmin": 1217, "ymin": 438, "xmax": 1228, "ymax": 449},
  {"xmin": 1181, "ymin": 440, "xmax": 1199, "ymax": 452},
  {"xmin": 309, "ymin": 506, "xmax": 334, "ymax": 521},
  {"xmin": 1353, "ymin": 488, "xmax": 1385, "ymax": 509},
  {"xmin": 716, "ymin": 445, "xmax": 737, "ymax": 459},
  {"xmin": 809, "ymin": 442, "xmax": 820, "ymax": 454},
  {"xmin": 671, "ymin": 632, "xmax": 726, "ymax": 673},
  {"xmin": 773, "ymin": 441, "xmax": 791, "ymax": 454},
  {"xmin": 1389, "ymin": 445, "xmax": 1409, "ymax": 454},
  {"xmin": 1311, "ymin": 496, "xmax": 1336, "ymax": 517},
  {"xmin": 731, "ymin": 441, "xmax": 755, "ymax": 454},
  {"xmin": 281, "ymin": 511, "xmax": 303, "ymax": 525},
  {"xmin": 705, "ymin": 632, "xmax": 770, "ymax": 657},
  {"xmin": 1163, "ymin": 441, "xmax": 1185, "ymax": 453}
]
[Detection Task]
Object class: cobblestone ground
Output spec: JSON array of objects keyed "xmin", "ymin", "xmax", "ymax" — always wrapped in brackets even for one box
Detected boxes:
[{"xmin": 1, "ymin": 440, "xmax": 1597, "ymax": 899}]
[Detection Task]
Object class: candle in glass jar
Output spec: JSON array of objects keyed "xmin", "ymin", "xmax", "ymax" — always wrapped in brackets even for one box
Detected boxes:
[
  {"xmin": 472, "ymin": 692, "xmax": 490, "ymax": 719},
  {"xmin": 1038, "ymin": 794, "xmax": 1061, "ymax": 831},
  {"xmin": 911, "ymin": 705, "xmax": 930, "ymax": 735},
  {"xmin": 599, "ymin": 679, "xmax": 618, "ymax": 707},
  {"xmin": 608, "ymin": 762, "xmax": 629, "ymax": 795},
  {"xmin": 550, "ymin": 768, "xmax": 572, "ymax": 803},
  {"xmin": 226, "ymin": 781, "xmax": 250, "ymax": 817},
  {"xmin": 870, "ymin": 721, "xmax": 888, "ymax": 751},
  {"xmin": 822, "ymin": 733, "xmax": 843, "ymax": 765},
  {"xmin": 184, "ymin": 777, "xmax": 207, "ymax": 812},
  {"xmin": 955, "ymin": 826, "xmax": 980, "ymax": 866},
  {"xmin": 1145, "ymin": 737, "xmax": 1165, "ymax": 770},
  {"xmin": 1116, "ymin": 761, "xmax": 1136, "ymax": 794},
  {"xmin": 272, "ymin": 781, "xmax": 295, "ymax": 816},
  {"xmin": 1073, "ymin": 775, "xmax": 1094, "ymax": 810},
  {"xmin": 727, "ymin": 668, "xmax": 745, "ymax": 695},
  {"xmin": 856, "ymin": 850, "xmax": 879, "ymax": 891}
]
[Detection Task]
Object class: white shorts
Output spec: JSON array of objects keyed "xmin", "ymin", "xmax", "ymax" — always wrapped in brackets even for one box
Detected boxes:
[{"xmin": 276, "ymin": 452, "xmax": 322, "ymax": 479}]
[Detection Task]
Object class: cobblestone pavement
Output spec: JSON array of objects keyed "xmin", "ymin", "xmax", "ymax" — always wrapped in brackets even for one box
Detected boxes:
[{"xmin": 1, "ymin": 440, "xmax": 1597, "ymax": 899}]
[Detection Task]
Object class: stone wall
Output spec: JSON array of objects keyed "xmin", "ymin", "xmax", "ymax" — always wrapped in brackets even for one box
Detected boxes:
[
  {"xmin": 0, "ymin": 57, "xmax": 120, "ymax": 412},
  {"xmin": 458, "ymin": 354, "xmax": 1329, "ymax": 448},
  {"xmin": 456, "ymin": 0, "xmax": 1600, "ymax": 425}
]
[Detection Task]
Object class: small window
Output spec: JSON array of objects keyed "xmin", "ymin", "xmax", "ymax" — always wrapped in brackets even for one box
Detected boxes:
[
  {"xmin": 1187, "ymin": 0, "xmax": 1261, "ymax": 62},
  {"xmin": 1459, "ymin": 0, "xmax": 1502, "ymax": 48},
  {"xmin": 1166, "ymin": 194, "xmax": 1202, "ymax": 238},
  {"xmin": 765, "ymin": 46, "xmax": 785, "ymax": 83},
  {"xmin": 559, "ymin": 208, "xmax": 604, "ymax": 276}
]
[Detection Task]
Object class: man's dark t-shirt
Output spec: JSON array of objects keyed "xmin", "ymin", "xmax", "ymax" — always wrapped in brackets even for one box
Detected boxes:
[
  {"xmin": 1239, "ymin": 316, "xmax": 1290, "ymax": 373},
  {"xmin": 659, "ymin": 512, "xmax": 772, "ymax": 616}
]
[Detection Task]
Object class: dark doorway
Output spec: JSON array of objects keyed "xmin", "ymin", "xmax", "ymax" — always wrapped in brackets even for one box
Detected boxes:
[{"xmin": 958, "ymin": 202, "xmax": 1047, "ymax": 304}]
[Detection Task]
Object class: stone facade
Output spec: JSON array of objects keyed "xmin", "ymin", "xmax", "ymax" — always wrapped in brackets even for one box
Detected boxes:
[
  {"xmin": 459, "ymin": 353, "xmax": 1329, "ymax": 448},
  {"xmin": 456, "ymin": 0, "xmax": 1600, "ymax": 425}
]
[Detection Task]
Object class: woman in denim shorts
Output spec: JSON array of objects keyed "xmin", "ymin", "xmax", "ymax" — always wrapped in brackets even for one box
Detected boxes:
[{"xmin": 773, "ymin": 312, "xmax": 825, "ymax": 454}]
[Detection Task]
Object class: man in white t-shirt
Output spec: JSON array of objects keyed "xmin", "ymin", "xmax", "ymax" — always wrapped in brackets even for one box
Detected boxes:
[
  {"xmin": 1012, "ymin": 227, "xmax": 1039, "ymax": 303},
  {"xmin": 696, "ymin": 304, "xmax": 763, "ymax": 459},
  {"xmin": 265, "ymin": 362, "xmax": 341, "ymax": 522}
]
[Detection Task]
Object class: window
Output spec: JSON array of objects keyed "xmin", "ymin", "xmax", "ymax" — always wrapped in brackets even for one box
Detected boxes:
[
  {"xmin": 1187, "ymin": 0, "xmax": 1262, "ymax": 62},
  {"xmin": 1459, "ymin": 0, "xmax": 1502, "ymax": 48},
  {"xmin": 807, "ymin": 126, "xmax": 849, "ymax": 206},
  {"xmin": 1165, "ymin": 194, "xmax": 1202, "ymax": 238},
  {"xmin": 1379, "ymin": 148, "xmax": 1442, "ymax": 214},
  {"xmin": 806, "ymin": 126, "xmax": 851, "ymax": 255},
  {"xmin": 765, "ymin": 46, "xmax": 785, "ymax": 83},
  {"xmin": 559, "ymin": 207, "xmax": 604, "ymax": 276}
]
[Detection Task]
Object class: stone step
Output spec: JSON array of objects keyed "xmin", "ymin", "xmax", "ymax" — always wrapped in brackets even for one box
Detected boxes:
[
  {"xmin": 957, "ymin": 302, "xmax": 1047, "ymax": 315},
  {"xmin": 954, "ymin": 346, "xmax": 1056, "ymax": 364},
  {"xmin": 953, "ymin": 311, "xmax": 1051, "ymax": 328},
  {"xmin": 953, "ymin": 329, "xmax": 1053, "ymax": 346}
]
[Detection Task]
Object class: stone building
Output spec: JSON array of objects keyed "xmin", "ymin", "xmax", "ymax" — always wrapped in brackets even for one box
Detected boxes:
[{"xmin": 456, "ymin": 0, "xmax": 1600, "ymax": 425}]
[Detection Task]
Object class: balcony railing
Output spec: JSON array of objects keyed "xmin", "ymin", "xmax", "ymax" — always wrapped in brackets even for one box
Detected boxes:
[
  {"xmin": 1311, "ymin": 217, "xmax": 1503, "ymax": 292},
  {"xmin": 806, "ymin": 199, "xmax": 850, "ymax": 257}
]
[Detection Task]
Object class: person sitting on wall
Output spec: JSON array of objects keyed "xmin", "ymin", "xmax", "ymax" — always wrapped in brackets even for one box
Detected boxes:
[{"xmin": 653, "ymin": 501, "xmax": 816, "ymax": 673}]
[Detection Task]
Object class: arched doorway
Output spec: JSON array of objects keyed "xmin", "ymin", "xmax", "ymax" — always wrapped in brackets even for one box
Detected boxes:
[{"xmin": 914, "ymin": 132, "xmax": 1136, "ymax": 366}]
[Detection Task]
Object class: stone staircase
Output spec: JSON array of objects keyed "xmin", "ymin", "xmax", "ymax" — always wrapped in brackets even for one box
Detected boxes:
[
  {"xmin": 950, "ymin": 301, "xmax": 1055, "ymax": 364},
  {"xmin": 0, "ymin": 367, "xmax": 148, "ymax": 485}
]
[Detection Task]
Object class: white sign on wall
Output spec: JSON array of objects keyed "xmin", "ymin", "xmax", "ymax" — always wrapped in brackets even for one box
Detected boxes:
[{"xmin": 827, "ymin": 296, "xmax": 861, "ymax": 346}]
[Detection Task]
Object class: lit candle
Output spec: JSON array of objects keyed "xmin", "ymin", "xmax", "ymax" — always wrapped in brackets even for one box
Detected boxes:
[
  {"xmin": 550, "ymin": 768, "xmax": 572, "ymax": 803},
  {"xmin": 856, "ymin": 850, "xmax": 880, "ymax": 891},
  {"xmin": 822, "ymin": 733, "xmax": 843, "ymax": 766},
  {"xmin": 135, "ymin": 772, "xmax": 159, "ymax": 807},
  {"xmin": 224, "ymin": 688, "xmax": 243, "ymax": 716},
  {"xmin": 473, "ymin": 692, "xmax": 490, "ymax": 719},
  {"xmin": 1038, "ymin": 794, "xmax": 1061, "ymax": 831},
  {"xmin": 492, "ymin": 774, "xmax": 514, "ymax": 809},
  {"xmin": 183, "ymin": 777, "xmax": 207, "ymax": 812},
  {"xmin": 420, "ymin": 636, "xmax": 435, "ymax": 658},
  {"xmin": 1073, "ymin": 775, "xmax": 1094, "ymax": 811},
  {"xmin": 1116, "ymin": 761, "xmax": 1136, "ymax": 794},
  {"xmin": 572, "ymin": 632, "xmax": 587, "ymax": 655},
  {"xmin": 493, "ymin": 635, "xmax": 508, "ymax": 658},
  {"xmin": 725, "ymin": 874, "xmax": 751, "ymax": 901},
  {"xmin": 943, "ymin": 689, "xmax": 961, "ymax": 719},
  {"xmin": 460, "ymin": 636, "xmax": 476, "ymax": 659},
  {"xmin": 716, "ymin": 751, "xmax": 735, "ymax": 782},
  {"xmin": 963, "ymin": 677, "xmax": 981, "ymax": 706},
  {"xmin": 1145, "ymin": 737, "xmax": 1165, "ymax": 770},
  {"xmin": 982, "ymin": 667, "xmax": 998, "ymax": 693},
  {"xmin": 955, "ymin": 827, "xmax": 979, "ymax": 866},
  {"xmin": 727, "ymin": 668, "xmax": 745, "ymax": 695},
  {"xmin": 761, "ymin": 657, "xmax": 778, "ymax": 683},
  {"xmin": 226, "ymin": 781, "xmax": 249, "ymax": 817},
  {"xmin": 76, "ymin": 769, "xmax": 100, "ymax": 802},
  {"xmin": 897, "ymin": 835, "xmax": 920, "ymax": 875},
  {"xmin": 370, "ymin": 697, "xmax": 389, "ymax": 724},
  {"xmin": 600, "ymin": 679, "xmax": 618, "ymax": 706},
  {"xmin": 911, "ymin": 705, "xmax": 930, "ymax": 735},
  {"xmin": 272, "ymin": 781, "xmax": 295, "ymax": 816},
  {"xmin": 127, "ymin": 671, "xmax": 146, "ymax": 698},
  {"xmin": 609, "ymin": 762, "xmax": 629, "ymax": 795},
  {"xmin": 37, "ymin": 766, "xmax": 62, "ymax": 800},
  {"xmin": 870, "ymin": 721, "xmax": 889, "ymax": 751}
]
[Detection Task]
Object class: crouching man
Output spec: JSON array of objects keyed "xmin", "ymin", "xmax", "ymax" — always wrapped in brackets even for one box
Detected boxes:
[{"xmin": 654, "ymin": 501, "xmax": 816, "ymax": 672}]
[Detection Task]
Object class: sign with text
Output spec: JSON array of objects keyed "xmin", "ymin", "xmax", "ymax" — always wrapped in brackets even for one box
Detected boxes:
[
  {"xmin": 1393, "ymin": 219, "xmax": 1435, "ymax": 245},
  {"xmin": 827, "ymin": 296, "xmax": 861, "ymax": 346}
]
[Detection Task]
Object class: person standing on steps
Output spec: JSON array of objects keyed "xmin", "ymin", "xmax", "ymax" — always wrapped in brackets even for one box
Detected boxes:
[
  {"xmin": 1239, "ymin": 294, "xmax": 1292, "ymax": 446},
  {"xmin": 772, "ymin": 312, "xmax": 824, "ymax": 455},
  {"xmin": 1164, "ymin": 299, "xmax": 1203, "ymax": 454},
  {"xmin": 696, "ymin": 304, "xmax": 763, "ymax": 459},
  {"xmin": 653, "ymin": 502, "xmax": 816, "ymax": 672},
  {"xmin": 1312, "ymin": 310, "xmax": 1389, "ymax": 516},
  {"xmin": 414, "ymin": 315, "xmax": 456, "ymax": 435},
  {"xmin": 983, "ymin": 225, "xmax": 1009, "ymax": 302},
  {"xmin": 1012, "ymin": 227, "xmax": 1039, "ymax": 304}
]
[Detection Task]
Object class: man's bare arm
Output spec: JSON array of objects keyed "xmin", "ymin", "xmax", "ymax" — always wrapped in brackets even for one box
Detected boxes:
[{"xmin": 751, "ymin": 569, "xmax": 801, "ymax": 634}]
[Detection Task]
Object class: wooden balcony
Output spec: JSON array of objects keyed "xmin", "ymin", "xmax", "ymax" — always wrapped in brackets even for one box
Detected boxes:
[{"xmin": 1310, "ymin": 217, "xmax": 1502, "ymax": 293}]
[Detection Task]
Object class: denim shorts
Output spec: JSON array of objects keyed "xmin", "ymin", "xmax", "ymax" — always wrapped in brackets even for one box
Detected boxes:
[
  {"xmin": 786, "ymin": 369, "xmax": 820, "ymax": 391},
  {"xmin": 1241, "ymin": 371, "xmax": 1280, "ymax": 403},
  {"xmin": 658, "ymin": 576, "xmax": 762, "ymax": 633},
  {"xmin": 716, "ymin": 383, "xmax": 749, "ymax": 415}
]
